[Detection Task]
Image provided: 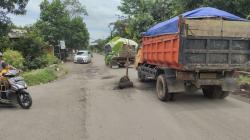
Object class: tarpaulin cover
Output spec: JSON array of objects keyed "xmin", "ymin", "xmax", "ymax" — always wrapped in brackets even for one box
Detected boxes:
[{"xmin": 143, "ymin": 7, "xmax": 247, "ymax": 37}]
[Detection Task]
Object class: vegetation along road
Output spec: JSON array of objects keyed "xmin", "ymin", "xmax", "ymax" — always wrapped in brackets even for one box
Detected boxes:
[{"xmin": 1, "ymin": 53, "xmax": 250, "ymax": 140}]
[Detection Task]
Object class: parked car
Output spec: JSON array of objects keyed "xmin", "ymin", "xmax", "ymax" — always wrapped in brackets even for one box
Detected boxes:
[{"xmin": 74, "ymin": 50, "xmax": 92, "ymax": 64}]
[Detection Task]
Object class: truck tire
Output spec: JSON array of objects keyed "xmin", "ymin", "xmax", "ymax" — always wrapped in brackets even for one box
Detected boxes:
[
  {"xmin": 202, "ymin": 86, "xmax": 229, "ymax": 99},
  {"xmin": 156, "ymin": 75, "xmax": 171, "ymax": 101},
  {"xmin": 137, "ymin": 66, "xmax": 146, "ymax": 82}
]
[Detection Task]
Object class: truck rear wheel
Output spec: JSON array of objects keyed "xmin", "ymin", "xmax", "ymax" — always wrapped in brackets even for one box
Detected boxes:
[
  {"xmin": 138, "ymin": 66, "xmax": 146, "ymax": 82},
  {"xmin": 156, "ymin": 75, "xmax": 171, "ymax": 101},
  {"xmin": 202, "ymin": 86, "xmax": 229, "ymax": 99}
]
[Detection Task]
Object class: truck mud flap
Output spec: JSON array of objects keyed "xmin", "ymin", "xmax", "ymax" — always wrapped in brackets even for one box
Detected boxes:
[
  {"xmin": 222, "ymin": 78, "xmax": 237, "ymax": 92},
  {"xmin": 165, "ymin": 78, "xmax": 185, "ymax": 93}
]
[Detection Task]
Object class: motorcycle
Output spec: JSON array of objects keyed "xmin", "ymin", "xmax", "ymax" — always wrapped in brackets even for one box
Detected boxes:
[{"xmin": 0, "ymin": 69, "xmax": 32, "ymax": 109}]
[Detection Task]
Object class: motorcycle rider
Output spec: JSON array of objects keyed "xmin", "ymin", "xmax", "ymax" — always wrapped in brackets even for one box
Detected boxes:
[
  {"xmin": 0, "ymin": 52, "xmax": 8, "ymax": 77},
  {"xmin": 0, "ymin": 52, "xmax": 7, "ymax": 96},
  {"xmin": 0, "ymin": 52, "xmax": 16, "ymax": 99},
  {"xmin": 0, "ymin": 52, "xmax": 16, "ymax": 76}
]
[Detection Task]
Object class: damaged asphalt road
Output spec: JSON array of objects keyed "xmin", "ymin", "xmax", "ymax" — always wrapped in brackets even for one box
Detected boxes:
[{"xmin": 0, "ymin": 53, "xmax": 250, "ymax": 140}]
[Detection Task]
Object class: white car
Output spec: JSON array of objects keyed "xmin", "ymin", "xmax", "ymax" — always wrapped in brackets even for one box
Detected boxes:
[{"xmin": 74, "ymin": 50, "xmax": 92, "ymax": 64}]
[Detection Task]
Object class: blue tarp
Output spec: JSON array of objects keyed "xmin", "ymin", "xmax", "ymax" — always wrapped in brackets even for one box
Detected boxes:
[{"xmin": 143, "ymin": 7, "xmax": 247, "ymax": 37}]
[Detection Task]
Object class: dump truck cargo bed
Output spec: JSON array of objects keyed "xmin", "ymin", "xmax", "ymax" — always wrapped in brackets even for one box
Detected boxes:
[{"xmin": 141, "ymin": 19, "xmax": 250, "ymax": 71}]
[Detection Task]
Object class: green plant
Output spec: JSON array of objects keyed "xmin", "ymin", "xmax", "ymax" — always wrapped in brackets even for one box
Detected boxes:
[
  {"xmin": 24, "ymin": 57, "xmax": 46, "ymax": 70},
  {"xmin": 238, "ymin": 75, "xmax": 250, "ymax": 84},
  {"xmin": 42, "ymin": 54, "xmax": 59, "ymax": 66},
  {"xmin": 105, "ymin": 54, "xmax": 114, "ymax": 65},
  {"xmin": 112, "ymin": 41, "xmax": 124, "ymax": 54},
  {"xmin": 22, "ymin": 67, "xmax": 57, "ymax": 86},
  {"xmin": 0, "ymin": 37, "xmax": 12, "ymax": 51},
  {"xmin": 3, "ymin": 49, "xmax": 25, "ymax": 69}
]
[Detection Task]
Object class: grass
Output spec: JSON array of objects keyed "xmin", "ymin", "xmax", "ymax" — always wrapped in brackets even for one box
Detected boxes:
[
  {"xmin": 22, "ymin": 64, "xmax": 68, "ymax": 86},
  {"xmin": 238, "ymin": 75, "xmax": 250, "ymax": 85}
]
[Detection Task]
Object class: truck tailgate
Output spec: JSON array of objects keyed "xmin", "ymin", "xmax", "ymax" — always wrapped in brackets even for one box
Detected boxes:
[{"xmin": 181, "ymin": 36, "xmax": 250, "ymax": 70}]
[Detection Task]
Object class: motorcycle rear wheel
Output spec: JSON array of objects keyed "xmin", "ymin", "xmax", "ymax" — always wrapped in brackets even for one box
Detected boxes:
[{"xmin": 17, "ymin": 90, "xmax": 32, "ymax": 109}]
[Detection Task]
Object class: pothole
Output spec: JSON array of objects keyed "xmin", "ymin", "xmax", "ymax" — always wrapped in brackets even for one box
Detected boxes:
[{"xmin": 101, "ymin": 75, "xmax": 115, "ymax": 79}]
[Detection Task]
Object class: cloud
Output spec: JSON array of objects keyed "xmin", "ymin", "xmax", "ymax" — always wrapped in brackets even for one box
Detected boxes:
[
  {"xmin": 10, "ymin": 0, "xmax": 122, "ymax": 40},
  {"xmin": 80, "ymin": 0, "xmax": 121, "ymax": 40},
  {"xmin": 10, "ymin": 0, "xmax": 43, "ymax": 26}
]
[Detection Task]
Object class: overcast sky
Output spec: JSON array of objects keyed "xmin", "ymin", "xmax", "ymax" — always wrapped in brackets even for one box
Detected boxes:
[{"xmin": 10, "ymin": 0, "xmax": 121, "ymax": 42}]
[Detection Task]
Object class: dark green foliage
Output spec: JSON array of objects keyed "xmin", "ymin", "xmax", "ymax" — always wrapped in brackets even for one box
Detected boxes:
[
  {"xmin": 37, "ymin": 0, "xmax": 70, "ymax": 46},
  {"xmin": 0, "ymin": 0, "xmax": 29, "ymax": 36},
  {"xmin": 6, "ymin": 29, "xmax": 56, "ymax": 70},
  {"xmin": 0, "ymin": 36, "xmax": 12, "ymax": 52},
  {"xmin": 24, "ymin": 56, "xmax": 47, "ymax": 70},
  {"xmin": 12, "ymin": 31, "xmax": 47, "ymax": 60},
  {"xmin": 37, "ymin": 0, "xmax": 89, "ymax": 50},
  {"xmin": 66, "ymin": 17, "xmax": 89, "ymax": 49},
  {"xmin": 23, "ymin": 53, "xmax": 59, "ymax": 70}
]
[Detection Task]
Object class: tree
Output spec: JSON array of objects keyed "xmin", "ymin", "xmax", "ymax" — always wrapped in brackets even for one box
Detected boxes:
[
  {"xmin": 118, "ymin": 0, "xmax": 149, "ymax": 16},
  {"xmin": 150, "ymin": 0, "xmax": 175, "ymax": 21},
  {"xmin": 93, "ymin": 39, "xmax": 108, "ymax": 53},
  {"xmin": 63, "ymin": 0, "xmax": 89, "ymax": 49},
  {"xmin": 172, "ymin": 0, "xmax": 250, "ymax": 18},
  {"xmin": 63, "ymin": 0, "xmax": 88, "ymax": 18},
  {"xmin": 11, "ymin": 30, "xmax": 48, "ymax": 60},
  {"xmin": 37, "ymin": 0, "xmax": 70, "ymax": 46},
  {"xmin": 0, "ymin": 0, "xmax": 29, "ymax": 36},
  {"xmin": 66, "ymin": 17, "xmax": 89, "ymax": 49},
  {"xmin": 37, "ymin": 0, "xmax": 89, "ymax": 52},
  {"xmin": 7, "ymin": 29, "xmax": 49, "ymax": 70},
  {"xmin": 0, "ymin": 36, "xmax": 12, "ymax": 52},
  {"xmin": 116, "ymin": 0, "xmax": 172, "ymax": 41},
  {"xmin": 109, "ymin": 19, "xmax": 130, "ymax": 39}
]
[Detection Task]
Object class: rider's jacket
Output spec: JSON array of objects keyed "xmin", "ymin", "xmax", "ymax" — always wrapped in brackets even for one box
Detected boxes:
[{"xmin": 0, "ymin": 60, "xmax": 8, "ymax": 76}]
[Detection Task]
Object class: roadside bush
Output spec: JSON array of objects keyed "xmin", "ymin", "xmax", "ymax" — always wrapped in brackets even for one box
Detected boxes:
[
  {"xmin": 3, "ymin": 49, "xmax": 25, "ymax": 69},
  {"xmin": 0, "ymin": 37, "xmax": 13, "ymax": 52},
  {"xmin": 247, "ymin": 15, "xmax": 250, "ymax": 20},
  {"xmin": 22, "ymin": 67, "xmax": 57, "ymax": 86},
  {"xmin": 238, "ymin": 75, "xmax": 250, "ymax": 85},
  {"xmin": 42, "ymin": 54, "xmax": 59, "ymax": 66},
  {"xmin": 12, "ymin": 31, "xmax": 47, "ymax": 60},
  {"xmin": 24, "ymin": 57, "xmax": 47, "ymax": 70},
  {"xmin": 23, "ymin": 54, "xmax": 59, "ymax": 70}
]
